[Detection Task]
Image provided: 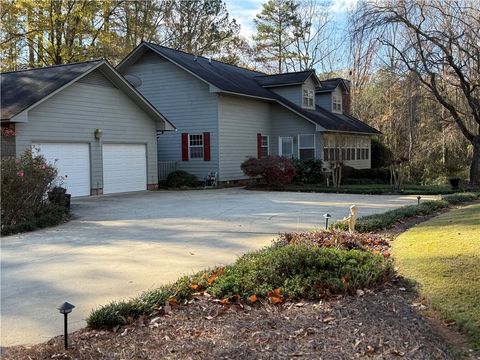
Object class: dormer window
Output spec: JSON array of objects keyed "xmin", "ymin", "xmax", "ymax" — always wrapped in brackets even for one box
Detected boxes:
[
  {"xmin": 302, "ymin": 88, "xmax": 314, "ymax": 108},
  {"xmin": 332, "ymin": 94, "xmax": 342, "ymax": 113}
]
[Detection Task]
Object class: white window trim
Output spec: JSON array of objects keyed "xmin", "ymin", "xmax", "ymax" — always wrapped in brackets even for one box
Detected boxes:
[
  {"xmin": 297, "ymin": 134, "xmax": 316, "ymax": 160},
  {"xmin": 279, "ymin": 136, "xmax": 294, "ymax": 157},
  {"xmin": 188, "ymin": 133, "xmax": 204, "ymax": 160},
  {"xmin": 302, "ymin": 86, "xmax": 315, "ymax": 109},
  {"xmin": 261, "ymin": 135, "xmax": 269, "ymax": 156}
]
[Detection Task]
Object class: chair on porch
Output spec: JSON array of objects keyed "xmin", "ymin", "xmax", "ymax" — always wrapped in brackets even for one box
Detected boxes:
[{"xmin": 204, "ymin": 171, "xmax": 218, "ymax": 189}]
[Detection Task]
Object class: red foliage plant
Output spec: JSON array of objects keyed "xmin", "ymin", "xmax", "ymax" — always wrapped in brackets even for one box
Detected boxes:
[{"xmin": 241, "ymin": 156, "xmax": 296, "ymax": 185}]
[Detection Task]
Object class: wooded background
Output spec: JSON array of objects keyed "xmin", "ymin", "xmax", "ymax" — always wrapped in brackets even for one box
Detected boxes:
[{"xmin": 1, "ymin": 0, "xmax": 478, "ymax": 185}]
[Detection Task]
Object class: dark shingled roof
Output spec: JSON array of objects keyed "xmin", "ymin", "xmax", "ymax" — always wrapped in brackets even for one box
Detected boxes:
[
  {"xmin": 316, "ymin": 78, "xmax": 350, "ymax": 93},
  {"xmin": 1, "ymin": 60, "xmax": 102, "ymax": 120},
  {"xmin": 254, "ymin": 70, "xmax": 314, "ymax": 87},
  {"xmin": 138, "ymin": 43, "xmax": 379, "ymax": 135}
]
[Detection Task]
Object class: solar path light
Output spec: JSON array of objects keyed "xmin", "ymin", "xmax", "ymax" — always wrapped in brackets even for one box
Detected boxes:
[
  {"xmin": 417, "ymin": 196, "xmax": 421, "ymax": 205},
  {"xmin": 323, "ymin": 213, "xmax": 332, "ymax": 229},
  {"xmin": 57, "ymin": 302, "xmax": 75, "ymax": 349}
]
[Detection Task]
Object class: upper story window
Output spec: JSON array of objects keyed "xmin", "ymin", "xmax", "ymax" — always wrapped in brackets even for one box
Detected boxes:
[
  {"xmin": 302, "ymin": 88, "xmax": 315, "ymax": 108},
  {"xmin": 189, "ymin": 134, "xmax": 204, "ymax": 159},
  {"xmin": 332, "ymin": 93, "xmax": 342, "ymax": 113}
]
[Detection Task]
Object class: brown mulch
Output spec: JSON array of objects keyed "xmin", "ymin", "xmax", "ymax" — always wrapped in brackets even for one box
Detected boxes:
[{"xmin": 3, "ymin": 282, "xmax": 456, "ymax": 360}]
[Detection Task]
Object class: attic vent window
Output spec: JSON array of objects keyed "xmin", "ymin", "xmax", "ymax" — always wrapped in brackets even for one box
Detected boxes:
[{"xmin": 302, "ymin": 88, "xmax": 314, "ymax": 108}]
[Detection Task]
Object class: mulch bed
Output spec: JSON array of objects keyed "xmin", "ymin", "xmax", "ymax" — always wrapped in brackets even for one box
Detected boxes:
[{"xmin": 3, "ymin": 282, "xmax": 454, "ymax": 360}]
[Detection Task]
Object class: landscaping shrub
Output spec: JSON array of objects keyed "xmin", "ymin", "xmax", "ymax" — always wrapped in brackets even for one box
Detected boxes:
[
  {"xmin": 276, "ymin": 230, "xmax": 390, "ymax": 256},
  {"xmin": 291, "ymin": 158, "xmax": 324, "ymax": 184},
  {"xmin": 48, "ymin": 186, "xmax": 71, "ymax": 211},
  {"xmin": 332, "ymin": 192, "xmax": 479, "ymax": 233},
  {"xmin": 1, "ymin": 150, "xmax": 67, "ymax": 235},
  {"xmin": 166, "ymin": 170, "xmax": 198, "ymax": 188},
  {"xmin": 241, "ymin": 156, "xmax": 296, "ymax": 185},
  {"xmin": 342, "ymin": 166, "xmax": 391, "ymax": 185},
  {"xmin": 87, "ymin": 243, "xmax": 392, "ymax": 329}
]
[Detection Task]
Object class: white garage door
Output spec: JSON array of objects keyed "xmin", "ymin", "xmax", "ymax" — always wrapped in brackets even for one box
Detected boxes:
[
  {"xmin": 32, "ymin": 143, "xmax": 91, "ymax": 197},
  {"xmin": 102, "ymin": 144, "xmax": 147, "ymax": 194}
]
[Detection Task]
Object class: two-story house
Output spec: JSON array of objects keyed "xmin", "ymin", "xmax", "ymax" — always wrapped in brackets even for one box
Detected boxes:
[{"xmin": 118, "ymin": 42, "xmax": 381, "ymax": 183}]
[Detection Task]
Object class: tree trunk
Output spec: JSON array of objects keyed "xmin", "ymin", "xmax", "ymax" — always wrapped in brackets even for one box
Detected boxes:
[{"xmin": 470, "ymin": 136, "xmax": 480, "ymax": 187}]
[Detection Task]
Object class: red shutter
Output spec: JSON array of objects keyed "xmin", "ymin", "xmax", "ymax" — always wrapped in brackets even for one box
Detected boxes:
[
  {"xmin": 203, "ymin": 132, "xmax": 211, "ymax": 161},
  {"xmin": 181, "ymin": 133, "xmax": 189, "ymax": 161},
  {"xmin": 257, "ymin": 133, "xmax": 262, "ymax": 159}
]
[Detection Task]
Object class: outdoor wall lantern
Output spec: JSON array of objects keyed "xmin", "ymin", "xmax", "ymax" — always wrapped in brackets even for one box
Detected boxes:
[
  {"xmin": 57, "ymin": 302, "xmax": 75, "ymax": 349},
  {"xmin": 94, "ymin": 128, "xmax": 103, "ymax": 140},
  {"xmin": 417, "ymin": 196, "xmax": 421, "ymax": 205},
  {"xmin": 323, "ymin": 213, "xmax": 332, "ymax": 229}
]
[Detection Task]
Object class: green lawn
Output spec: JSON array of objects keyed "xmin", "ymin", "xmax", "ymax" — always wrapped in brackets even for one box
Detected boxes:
[{"xmin": 392, "ymin": 203, "xmax": 480, "ymax": 349}]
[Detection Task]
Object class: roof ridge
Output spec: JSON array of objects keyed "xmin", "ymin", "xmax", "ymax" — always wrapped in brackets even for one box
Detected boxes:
[
  {"xmin": 0, "ymin": 59, "xmax": 104, "ymax": 75},
  {"xmin": 254, "ymin": 69, "xmax": 313, "ymax": 78},
  {"xmin": 144, "ymin": 42, "xmax": 265, "ymax": 75}
]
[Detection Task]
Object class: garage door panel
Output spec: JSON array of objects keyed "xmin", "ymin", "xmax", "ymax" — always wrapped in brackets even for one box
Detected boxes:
[
  {"xmin": 32, "ymin": 143, "xmax": 91, "ymax": 197},
  {"xmin": 102, "ymin": 144, "xmax": 146, "ymax": 194}
]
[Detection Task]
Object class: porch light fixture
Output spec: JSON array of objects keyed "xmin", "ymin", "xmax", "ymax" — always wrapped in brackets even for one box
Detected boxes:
[
  {"xmin": 57, "ymin": 302, "xmax": 75, "ymax": 349},
  {"xmin": 417, "ymin": 196, "xmax": 421, "ymax": 205},
  {"xmin": 94, "ymin": 128, "xmax": 103, "ymax": 140},
  {"xmin": 323, "ymin": 213, "xmax": 332, "ymax": 229}
]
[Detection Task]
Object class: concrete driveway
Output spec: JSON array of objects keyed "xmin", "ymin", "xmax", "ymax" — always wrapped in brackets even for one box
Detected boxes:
[{"xmin": 1, "ymin": 188, "xmax": 437, "ymax": 346}]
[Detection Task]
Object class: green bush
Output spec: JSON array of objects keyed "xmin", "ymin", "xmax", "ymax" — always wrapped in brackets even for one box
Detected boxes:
[
  {"xmin": 333, "ymin": 193, "xmax": 478, "ymax": 233},
  {"xmin": 291, "ymin": 158, "xmax": 324, "ymax": 184},
  {"xmin": 371, "ymin": 138, "xmax": 393, "ymax": 169},
  {"xmin": 87, "ymin": 244, "xmax": 392, "ymax": 329},
  {"xmin": 208, "ymin": 245, "xmax": 392, "ymax": 300},
  {"xmin": 166, "ymin": 170, "xmax": 198, "ymax": 188},
  {"xmin": 1, "ymin": 150, "xmax": 67, "ymax": 236},
  {"xmin": 342, "ymin": 166, "xmax": 391, "ymax": 185}
]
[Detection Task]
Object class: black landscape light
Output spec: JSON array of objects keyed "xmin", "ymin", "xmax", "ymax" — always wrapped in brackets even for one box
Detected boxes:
[
  {"xmin": 323, "ymin": 213, "xmax": 332, "ymax": 229},
  {"xmin": 57, "ymin": 302, "xmax": 75, "ymax": 349},
  {"xmin": 417, "ymin": 196, "xmax": 421, "ymax": 205}
]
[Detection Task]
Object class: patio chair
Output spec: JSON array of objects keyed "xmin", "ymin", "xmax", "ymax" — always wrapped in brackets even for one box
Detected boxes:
[{"xmin": 204, "ymin": 171, "xmax": 218, "ymax": 189}]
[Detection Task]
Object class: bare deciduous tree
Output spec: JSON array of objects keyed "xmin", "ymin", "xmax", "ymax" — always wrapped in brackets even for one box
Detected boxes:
[{"xmin": 353, "ymin": 0, "xmax": 480, "ymax": 186}]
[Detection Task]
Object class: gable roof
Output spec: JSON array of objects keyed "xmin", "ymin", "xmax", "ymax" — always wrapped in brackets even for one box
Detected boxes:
[
  {"xmin": 254, "ymin": 70, "xmax": 317, "ymax": 87},
  {"xmin": 118, "ymin": 42, "xmax": 379, "ymax": 135},
  {"xmin": 1, "ymin": 60, "xmax": 101, "ymax": 120},
  {"xmin": 316, "ymin": 78, "xmax": 350, "ymax": 93},
  {"xmin": 1, "ymin": 59, "xmax": 175, "ymax": 130}
]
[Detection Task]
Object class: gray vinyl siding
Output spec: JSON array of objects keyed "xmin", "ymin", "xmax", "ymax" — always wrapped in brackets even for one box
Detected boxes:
[
  {"xmin": 123, "ymin": 51, "xmax": 219, "ymax": 180},
  {"xmin": 269, "ymin": 104, "xmax": 318, "ymax": 159},
  {"xmin": 269, "ymin": 85, "xmax": 302, "ymax": 106},
  {"xmin": 316, "ymin": 93, "xmax": 331, "ymax": 111},
  {"xmin": 15, "ymin": 69, "xmax": 158, "ymax": 190},
  {"xmin": 218, "ymin": 94, "xmax": 270, "ymax": 181}
]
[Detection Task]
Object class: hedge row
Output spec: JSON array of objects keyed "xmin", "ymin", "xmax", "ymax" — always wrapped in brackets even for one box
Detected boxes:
[{"xmin": 333, "ymin": 192, "xmax": 479, "ymax": 233}]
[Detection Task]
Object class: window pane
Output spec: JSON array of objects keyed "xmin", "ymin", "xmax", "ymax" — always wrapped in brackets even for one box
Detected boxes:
[
  {"xmin": 324, "ymin": 148, "xmax": 329, "ymax": 160},
  {"xmin": 299, "ymin": 134, "xmax": 314, "ymax": 148},
  {"xmin": 261, "ymin": 147, "xmax": 268, "ymax": 157},
  {"xmin": 281, "ymin": 137, "xmax": 293, "ymax": 156},
  {"xmin": 190, "ymin": 147, "xmax": 203, "ymax": 159},
  {"xmin": 299, "ymin": 148, "xmax": 314, "ymax": 160},
  {"xmin": 261, "ymin": 135, "xmax": 268, "ymax": 147}
]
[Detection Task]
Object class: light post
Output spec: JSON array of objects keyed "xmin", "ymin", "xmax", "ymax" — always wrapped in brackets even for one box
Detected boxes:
[
  {"xmin": 57, "ymin": 302, "xmax": 75, "ymax": 349},
  {"xmin": 323, "ymin": 213, "xmax": 332, "ymax": 229},
  {"xmin": 417, "ymin": 196, "xmax": 421, "ymax": 205}
]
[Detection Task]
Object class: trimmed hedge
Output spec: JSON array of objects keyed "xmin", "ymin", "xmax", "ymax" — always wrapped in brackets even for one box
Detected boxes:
[
  {"xmin": 87, "ymin": 243, "xmax": 392, "ymax": 329},
  {"xmin": 166, "ymin": 170, "xmax": 198, "ymax": 188},
  {"xmin": 333, "ymin": 192, "xmax": 479, "ymax": 233}
]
